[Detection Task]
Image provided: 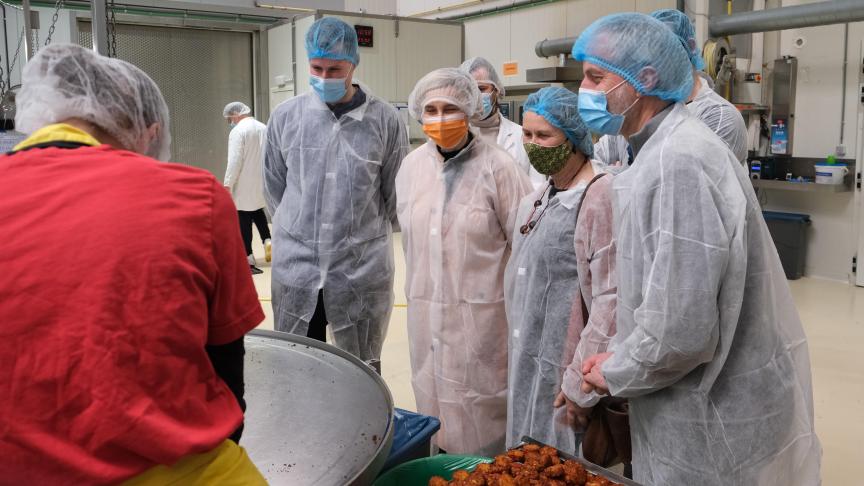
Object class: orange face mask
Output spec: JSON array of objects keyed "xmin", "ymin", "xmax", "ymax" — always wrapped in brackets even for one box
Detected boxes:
[{"xmin": 422, "ymin": 114, "xmax": 469, "ymax": 150}]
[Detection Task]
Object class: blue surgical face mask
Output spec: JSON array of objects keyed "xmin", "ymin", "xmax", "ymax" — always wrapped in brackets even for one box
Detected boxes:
[
  {"xmin": 480, "ymin": 93, "xmax": 495, "ymax": 119},
  {"xmin": 228, "ymin": 122, "xmax": 238, "ymax": 130},
  {"xmin": 578, "ymin": 80, "xmax": 635, "ymax": 136},
  {"xmin": 310, "ymin": 74, "xmax": 348, "ymax": 103}
]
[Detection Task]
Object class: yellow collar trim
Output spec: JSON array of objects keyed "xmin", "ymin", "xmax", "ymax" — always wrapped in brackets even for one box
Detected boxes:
[{"xmin": 14, "ymin": 123, "xmax": 102, "ymax": 152}]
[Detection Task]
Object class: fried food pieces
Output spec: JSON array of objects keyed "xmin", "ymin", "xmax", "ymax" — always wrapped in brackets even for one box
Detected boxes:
[{"xmin": 428, "ymin": 444, "xmax": 622, "ymax": 486}]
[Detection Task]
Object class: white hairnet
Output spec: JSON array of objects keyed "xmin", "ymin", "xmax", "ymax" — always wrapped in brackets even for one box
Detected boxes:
[
  {"xmin": 16, "ymin": 43, "xmax": 171, "ymax": 161},
  {"xmin": 223, "ymin": 101, "xmax": 251, "ymax": 118},
  {"xmin": 460, "ymin": 56, "xmax": 505, "ymax": 96},
  {"xmin": 408, "ymin": 67, "xmax": 482, "ymax": 121}
]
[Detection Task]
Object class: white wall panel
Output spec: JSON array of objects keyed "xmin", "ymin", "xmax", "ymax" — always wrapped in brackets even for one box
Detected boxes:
[
  {"xmin": 268, "ymin": 22, "xmax": 294, "ymax": 112},
  {"xmin": 294, "ymin": 15, "xmax": 316, "ymax": 96},
  {"xmin": 327, "ymin": 15, "xmax": 399, "ymax": 100},
  {"xmin": 781, "ymin": 24, "xmax": 844, "ymax": 158},
  {"xmin": 506, "ymin": 2, "xmax": 567, "ymax": 86},
  {"xmin": 346, "ymin": 0, "xmax": 398, "ymax": 15},
  {"xmin": 406, "ymin": 0, "xmax": 673, "ymax": 90},
  {"xmin": 395, "ymin": 21, "xmax": 462, "ymax": 101},
  {"xmin": 463, "ymin": 14, "xmax": 509, "ymax": 73}
]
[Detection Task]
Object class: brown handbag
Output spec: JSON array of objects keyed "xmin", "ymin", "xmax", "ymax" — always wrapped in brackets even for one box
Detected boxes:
[{"xmin": 573, "ymin": 172, "xmax": 631, "ymax": 469}]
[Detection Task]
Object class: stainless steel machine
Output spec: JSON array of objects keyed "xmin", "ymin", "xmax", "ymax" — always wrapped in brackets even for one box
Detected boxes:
[{"xmin": 242, "ymin": 330, "xmax": 395, "ymax": 486}]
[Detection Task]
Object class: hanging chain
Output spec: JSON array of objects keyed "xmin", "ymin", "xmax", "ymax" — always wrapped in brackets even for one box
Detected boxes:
[
  {"xmin": 8, "ymin": 28, "xmax": 23, "ymax": 82},
  {"xmin": 32, "ymin": 29, "xmax": 39, "ymax": 52},
  {"xmin": 44, "ymin": 0, "xmax": 64, "ymax": 47},
  {"xmin": 106, "ymin": 0, "xmax": 117, "ymax": 58}
]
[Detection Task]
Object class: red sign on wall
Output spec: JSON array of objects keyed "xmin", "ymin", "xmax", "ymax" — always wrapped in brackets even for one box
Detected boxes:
[{"xmin": 355, "ymin": 25, "xmax": 373, "ymax": 48}]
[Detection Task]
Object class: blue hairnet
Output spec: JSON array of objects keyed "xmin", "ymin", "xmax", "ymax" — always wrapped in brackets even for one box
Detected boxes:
[
  {"xmin": 524, "ymin": 86, "xmax": 593, "ymax": 158},
  {"xmin": 305, "ymin": 17, "xmax": 359, "ymax": 65},
  {"xmin": 651, "ymin": 9, "xmax": 705, "ymax": 71},
  {"xmin": 572, "ymin": 13, "xmax": 694, "ymax": 102}
]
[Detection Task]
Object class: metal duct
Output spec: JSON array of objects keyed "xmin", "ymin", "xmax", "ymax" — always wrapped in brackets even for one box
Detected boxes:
[
  {"xmin": 535, "ymin": 36, "xmax": 576, "ymax": 58},
  {"xmin": 534, "ymin": 0, "xmax": 864, "ymax": 60},
  {"xmin": 709, "ymin": 0, "xmax": 864, "ymax": 36}
]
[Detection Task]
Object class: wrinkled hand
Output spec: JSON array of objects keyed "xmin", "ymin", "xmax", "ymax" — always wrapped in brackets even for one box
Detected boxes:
[
  {"xmin": 581, "ymin": 352, "xmax": 613, "ymax": 396},
  {"xmin": 553, "ymin": 391, "xmax": 591, "ymax": 432}
]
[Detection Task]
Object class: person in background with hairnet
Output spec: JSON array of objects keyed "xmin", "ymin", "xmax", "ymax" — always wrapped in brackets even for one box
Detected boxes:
[
  {"xmin": 1, "ymin": 44, "xmax": 265, "ymax": 484},
  {"xmin": 503, "ymin": 86, "xmax": 616, "ymax": 456},
  {"xmin": 264, "ymin": 17, "xmax": 409, "ymax": 365},
  {"xmin": 222, "ymin": 101, "xmax": 271, "ymax": 275},
  {"xmin": 593, "ymin": 9, "xmax": 747, "ymax": 171},
  {"xmin": 573, "ymin": 14, "xmax": 820, "ymax": 485},
  {"xmin": 460, "ymin": 57, "xmax": 546, "ymax": 189},
  {"xmin": 396, "ymin": 67, "xmax": 532, "ymax": 456}
]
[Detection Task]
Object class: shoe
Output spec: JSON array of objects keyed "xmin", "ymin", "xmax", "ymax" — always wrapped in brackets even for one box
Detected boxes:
[
  {"xmin": 247, "ymin": 254, "xmax": 256, "ymax": 266},
  {"xmin": 250, "ymin": 265, "xmax": 264, "ymax": 275},
  {"xmin": 264, "ymin": 239, "xmax": 272, "ymax": 263}
]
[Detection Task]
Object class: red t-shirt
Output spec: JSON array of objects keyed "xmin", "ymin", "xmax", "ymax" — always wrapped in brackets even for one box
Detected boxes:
[{"xmin": 0, "ymin": 144, "xmax": 264, "ymax": 484}]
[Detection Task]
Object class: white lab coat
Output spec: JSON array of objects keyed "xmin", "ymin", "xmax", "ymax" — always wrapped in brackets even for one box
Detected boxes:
[
  {"xmin": 224, "ymin": 117, "xmax": 267, "ymax": 211},
  {"xmin": 396, "ymin": 136, "xmax": 532, "ymax": 456},
  {"xmin": 606, "ymin": 103, "xmax": 820, "ymax": 485},
  {"xmin": 497, "ymin": 117, "xmax": 547, "ymax": 190}
]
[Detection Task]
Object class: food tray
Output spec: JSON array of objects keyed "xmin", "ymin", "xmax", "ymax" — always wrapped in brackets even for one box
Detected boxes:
[{"xmin": 514, "ymin": 437, "xmax": 642, "ymax": 486}]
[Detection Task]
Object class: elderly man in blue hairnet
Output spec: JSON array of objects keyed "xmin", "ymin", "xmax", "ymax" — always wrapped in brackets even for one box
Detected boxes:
[
  {"xmin": 263, "ymin": 17, "xmax": 409, "ymax": 365},
  {"xmin": 574, "ymin": 13, "xmax": 820, "ymax": 486},
  {"xmin": 594, "ymin": 9, "xmax": 748, "ymax": 170}
]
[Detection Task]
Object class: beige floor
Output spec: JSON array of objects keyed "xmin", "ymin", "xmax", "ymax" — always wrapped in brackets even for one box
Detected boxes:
[{"xmin": 249, "ymin": 232, "xmax": 861, "ymax": 484}]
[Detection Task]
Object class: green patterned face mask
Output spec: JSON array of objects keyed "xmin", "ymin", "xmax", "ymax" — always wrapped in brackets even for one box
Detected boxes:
[{"xmin": 523, "ymin": 141, "xmax": 572, "ymax": 175}]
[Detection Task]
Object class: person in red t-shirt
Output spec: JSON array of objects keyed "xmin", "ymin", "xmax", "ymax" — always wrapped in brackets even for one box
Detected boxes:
[{"xmin": 0, "ymin": 44, "xmax": 266, "ymax": 484}]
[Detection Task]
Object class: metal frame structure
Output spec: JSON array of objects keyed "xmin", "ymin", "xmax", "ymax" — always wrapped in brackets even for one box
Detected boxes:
[{"xmin": 69, "ymin": 8, "xmax": 271, "ymax": 121}]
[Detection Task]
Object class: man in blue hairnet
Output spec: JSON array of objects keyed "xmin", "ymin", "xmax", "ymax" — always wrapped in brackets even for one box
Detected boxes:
[
  {"xmin": 263, "ymin": 17, "xmax": 409, "ymax": 365},
  {"xmin": 575, "ymin": 13, "xmax": 820, "ymax": 486},
  {"xmin": 594, "ymin": 9, "xmax": 748, "ymax": 170}
]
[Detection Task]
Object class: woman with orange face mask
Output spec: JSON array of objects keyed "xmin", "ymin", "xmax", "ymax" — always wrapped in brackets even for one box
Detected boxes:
[{"xmin": 395, "ymin": 67, "xmax": 533, "ymax": 456}]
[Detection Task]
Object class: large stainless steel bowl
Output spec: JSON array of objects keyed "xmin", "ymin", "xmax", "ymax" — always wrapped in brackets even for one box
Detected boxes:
[{"xmin": 242, "ymin": 330, "xmax": 395, "ymax": 485}]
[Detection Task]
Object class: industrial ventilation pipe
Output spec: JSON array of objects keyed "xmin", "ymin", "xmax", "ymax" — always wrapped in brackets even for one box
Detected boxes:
[{"xmin": 534, "ymin": 0, "xmax": 864, "ymax": 58}]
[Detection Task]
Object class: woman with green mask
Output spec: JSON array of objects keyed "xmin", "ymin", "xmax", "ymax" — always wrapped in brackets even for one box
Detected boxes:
[{"xmin": 503, "ymin": 86, "xmax": 618, "ymax": 455}]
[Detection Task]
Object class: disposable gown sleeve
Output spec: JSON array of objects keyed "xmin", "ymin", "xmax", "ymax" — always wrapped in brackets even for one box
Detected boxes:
[
  {"xmin": 593, "ymin": 135, "xmax": 628, "ymax": 168},
  {"xmin": 602, "ymin": 161, "xmax": 730, "ymax": 397},
  {"xmin": 493, "ymin": 156, "xmax": 533, "ymax": 242},
  {"xmin": 700, "ymin": 104, "xmax": 748, "ymax": 162},
  {"xmin": 593, "ymin": 137, "xmax": 612, "ymax": 166},
  {"xmin": 561, "ymin": 176, "xmax": 617, "ymax": 407},
  {"xmin": 381, "ymin": 110, "xmax": 409, "ymax": 227},
  {"xmin": 224, "ymin": 128, "xmax": 244, "ymax": 189},
  {"xmin": 263, "ymin": 111, "xmax": 288, "ymax": 216}
]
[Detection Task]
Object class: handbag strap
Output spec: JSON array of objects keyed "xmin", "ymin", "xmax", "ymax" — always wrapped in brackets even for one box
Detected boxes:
[
  {"xmin": 574, "ymin": 172, "xmax": 608, "ymax": 227},
  {"xmin": 575, "ymin": 171, "xmax": 608, "ymax": 319}
]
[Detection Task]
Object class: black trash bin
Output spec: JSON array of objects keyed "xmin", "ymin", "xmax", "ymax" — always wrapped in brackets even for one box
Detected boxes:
[{"xmin": 762, "ymin": 211, "xmax": 811, "ymax": 280}]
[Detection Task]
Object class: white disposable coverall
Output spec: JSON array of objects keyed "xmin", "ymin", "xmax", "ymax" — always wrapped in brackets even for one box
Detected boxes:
[
  {"xmin": 263, "ymin": 88, "xmax": 409, "ymax": 361},
  {"xmin": 224, "ymin": 117, "xmax": 267, "ymax": 211},
  {"xmin": 504, "ymin": 170, "xmax": 617, "ymax": 454},
  {"xmin": 396, "ymin": 136, "xmax": 531, "ymax": 456},
  {"xmin": 605, "ymin": 103, "xmax": 820, "ymax": 485}
]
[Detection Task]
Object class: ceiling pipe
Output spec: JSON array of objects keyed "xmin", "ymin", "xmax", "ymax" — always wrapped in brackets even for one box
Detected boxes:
[
  {"xmin": 437, "ymin": 0, "xmax": 560, "ymax": 21},
  {"xmin": 709, "ymin": 0, "xmax": 864, "ymax": 36},
  {"xmin": 535, "ymin": 36, "xmax": 575, "ymax": 58},
  {"xmin": 535, "ymin": 0, "xmax": 864, "ymax": 59},
  {"xmin": 407, "ymin": 0, "xmax": 485, "ymax": 18}
]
